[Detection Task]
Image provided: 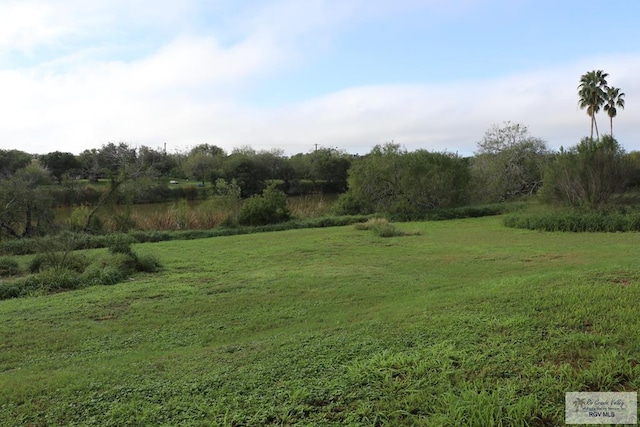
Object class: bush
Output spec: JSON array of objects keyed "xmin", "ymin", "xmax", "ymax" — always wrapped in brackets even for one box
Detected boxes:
[
  {"xmin": 332, "ymin": 192, "xmax": 371, "ymax": 216},
  {"xmin": 238, "ymin": 184, "xmax": 291, "ymax": 226},
  {"xmin": 0, "ymin": 258, "xmax": 20, "ymax": 277},
  {"xmin": 25, "ymin": 267, "xmax": 82, "ymax": 292},
  {"xmin": 67, "ymin": 206, "xmax": 91, "ymax": 232},
  {"xmin": 541, "ymin": 136, "xmax": 629, "ymax": 208},
  {"xmin": 0, "ymin": 239, "xmax": 32, "ymax": 256},
  {"xmin": 0, "ymin": 282, "xmax": 22, "ymax": 299},
  {"xmin": 135, "ymin": 253, "xmax": 162, "ymax": 273},
  {"xmin": 423, "ymin": 204, "xmax": 513, "ymax": 221},
  {"xmin": 0, "ymin": 238, "xmax": 162, "ymax": 299},
  {"xmin": 27, "ymin": 255, "xmax": 45, "ymax": 273},
  {"xmin": 355, "ymin": 218, "xmax": 407, "ymax": 237},
  {"xmin": 28, "ymin": 251, "xmax": 89, "ymax": 274},
  {"xmin": 347, "ymin": 144, "xmax": 470, "ymax": 218},
  {"xmin": 107, "ymin": 252, "xmax": 139, "ymax": 276},
  {"xmin": 82, "ymin": 262, "xmax": 126, "ymax": 286},
  {"xmin": 503, "ymin": 209, "xmax": 640, "ymax": 232},
  {"xmin": 129, "ymin": 230, "xmax": 172, "ymax": 243},
  {"xmin": 108, "ymin": 233, "xmax": 135, "ymax": 256}
]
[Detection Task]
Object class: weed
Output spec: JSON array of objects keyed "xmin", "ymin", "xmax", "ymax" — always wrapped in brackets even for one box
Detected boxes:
[
  {"xmin": 0, "ymin": 257, "xmax": 20, "ymax": 277},
  {"xmin": 355, "ymin": 217, "xmax": 413, "ymax": 237},
  {"xmin": 504, "ymin": 208, "xmax": 640, "ymax": 232}
]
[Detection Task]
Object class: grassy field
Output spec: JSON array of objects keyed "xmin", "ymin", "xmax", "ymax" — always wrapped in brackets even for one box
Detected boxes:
[{"xmin": 1, "ymin": 216, "xmax": 639, "ymax": 426}]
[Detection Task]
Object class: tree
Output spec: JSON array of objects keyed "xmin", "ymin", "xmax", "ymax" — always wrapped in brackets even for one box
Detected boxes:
[
  {"xmin": 0, "ymin": 149, "xmax": 32, "ymax": 178},
  {"xmin": 78, "ymin": 149, "xmax": 102, "ymax": 183},
  {"xmin": 310, "ymin": 148, "xmax": 352, "ymax": 193},
  {"xmin": 183, "ymin": 144, "xmax": 225, "ymax": 184},
  {"xmin": 287, "ymin": 153, "xmax": 312, "ymax": 181},
  {"xmin": 471, "ymin": 122, "xmax": 549, "ymax": 203},
  {"xmin": 40, "ymin": 151, "xmax": 81, "ymax": 184},
  {"xmin": 344, "ymin": 143, "xmax": 469, "ymax": 218},
  {"xmin": 255, "ymin": 149, "xmax": 287, "ymax": 181},
  {"xmin": 137, "ymin": 145, "xmax": 176, "ymax": 176},
  {"xmin": 82, "ymin": 143, "xmax": 151, "ymax": 232},
  {"xmin": 578, "ymin": 70, "xmax": 609, "ymax": 139},
  {"xmin": 98, "ymin": 142, "xmax": 137, "ymax": 180},
  {"xmin": 224, "ymin": 153, "xmax": 269, "ymax": 197},
  {"xmin": 603, "ymin": 86, "xmax": 625, "ymax": 136},
  {"xmin": 0, "ymin": 161, "xmax": 54, "ymax": 238},
  {"xmin": 541, "ymin": 136, "xmax": 629, "ymax": 208},
  {"xmin": 184, "ymin": 153, "xmax": 218, "ymax": 184}
]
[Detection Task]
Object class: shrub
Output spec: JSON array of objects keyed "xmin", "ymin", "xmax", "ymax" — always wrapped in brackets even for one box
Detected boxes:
[
  {"xmin": 347, "ymin": 144, "xmax": 470, "ymax": 218},
  {"xmin": 108, "ymin": 233, "xmax": 135, "ymax": 256},
  {"xmin": 0, "ymin": 282, "xmax": 22, "ymax": 299},
  {"xmin": 135, "ymin": 253, "xmax": 162, "ymax": 273},
  {"xmin": 423, "ymin": 204, "xmax": 510, "ymax": 221},
  {"xmin": 1, "ymin": 236, "xmax": 162, "ymax": 299},
  {"xmin": 108, "ymin": 252, "xmax": 139, "ymax": 276},
  {"xmin": 332, "ymin": 192, "xmax": 371, "ymax": 216},
  {"xmin": 28, "ymin": 255, "xmax": 45, "ymax": 273},
  {"xmin": 542, "ymin": 136, "xmax": 629, "ymax": 208},
  {"xmin": 112, "ymin": 210, "xmax": 137, "ymax": 232},
  {"xmin": 0, "ymin": 257, "xmax": 20, "ymax": 277},
  {"xmin": 503, "ymin": 209, "xmax": 640, "ymax": 232},
  {"xmin": 28, "ymin": 251, "xmax": 88, "ymax": 274},
  {"xmin": 82, "ymin": 262, "xmax": 126, "ymax": 286},
  {"xmin": 238, "ymin": 184, "xmax": 291, "ymax": 226},
  {"xmin": 67, "ymin": 206, "xmax": 91, "ymax": 232},
  {"xmin": 25, "ymin": 267, "xmax": 82, "ymax": 292},
  {"xmin": 0, "ymin": 239, "xmax": 32, "ymax": 256},
  {"xmin": 129, "ymin": 230, "xmax": 172, "ymax": 243},
  {"xmin": 355, "ymin": 218, "xmax": 407, "ymax": 237}
]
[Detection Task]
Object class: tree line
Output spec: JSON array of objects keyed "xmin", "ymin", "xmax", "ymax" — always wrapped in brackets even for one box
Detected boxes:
[
  {"xmin": 0, "ymin": 143, "xmax": 352, "ymax": 195},
  {"xmin": 0, "ymin": 69, "xmax": 635, "ymax": 238}
]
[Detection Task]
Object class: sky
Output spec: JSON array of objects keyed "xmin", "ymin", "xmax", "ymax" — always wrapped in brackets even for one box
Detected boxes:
[{"xmin": 0, "ymin": 0, "xmax": 639, "ymax": 157}]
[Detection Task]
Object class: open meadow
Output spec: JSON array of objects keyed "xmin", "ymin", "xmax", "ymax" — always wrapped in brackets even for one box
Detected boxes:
[{"xmin": 1, "ymin": 216, "xmax": 640, "ymax": 426}]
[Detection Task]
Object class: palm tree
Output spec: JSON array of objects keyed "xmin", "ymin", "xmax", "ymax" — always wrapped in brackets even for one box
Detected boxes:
[
  {"xmin": 578, "ymin": 70, "xmax": 609, "ymax": 139},
  {"xmin": 603, "ymin": 86, "xmax": 625, "ymax": 136}
]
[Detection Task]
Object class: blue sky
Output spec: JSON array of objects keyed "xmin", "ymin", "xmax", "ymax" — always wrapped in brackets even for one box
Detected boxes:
[{"xmin": 0, "ymin": 0, "xmax": 639, "ymax": 156}]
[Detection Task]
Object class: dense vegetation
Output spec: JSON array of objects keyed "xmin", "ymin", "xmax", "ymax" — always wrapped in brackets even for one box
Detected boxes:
[
  {"xmin": 2, "ymin": 127, "xmax": 639, "ymax": 238},
  {"xmin": 0, "ymin": 69, "xmax": 634, "ymax": 239}
]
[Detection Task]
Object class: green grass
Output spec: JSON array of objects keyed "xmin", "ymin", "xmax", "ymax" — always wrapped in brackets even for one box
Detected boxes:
[{"xmin": 1, "ymin": 216, "xmax": 640, "ymax": 425}]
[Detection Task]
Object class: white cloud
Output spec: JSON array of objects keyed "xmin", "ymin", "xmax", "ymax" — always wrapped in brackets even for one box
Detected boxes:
[
  {"xmin": 219, "ymin": 54, "xmax": 640, "ymax": 156},
  {"xmin": 0, "ymin": 2, "xmax": 71, "ymax": 52},
  {"xmin": 0, "ymin": 1, "xmax": 639, "ymax": 157},
  {"xmin": 3, "ymin": 51, "xmax": 640, "ymax": 156}
]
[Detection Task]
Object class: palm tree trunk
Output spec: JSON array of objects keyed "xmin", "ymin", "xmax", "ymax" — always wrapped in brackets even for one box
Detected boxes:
[
  {"xmin": 594, "ymin": 116, "xmax": 599, "ymax": 139},
  {"xmin": 590, "ymin": 115, "xmax": 594, "ymax": 139},
  {"xmin": 610, "ymin": 115, "xmax": 614, "ymax": 136}
]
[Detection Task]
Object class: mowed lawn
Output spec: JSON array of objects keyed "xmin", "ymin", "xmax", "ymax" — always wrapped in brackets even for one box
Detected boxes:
[{"xmin": 1, "ymin": 216, "xmax": 640, "ymax": 426}]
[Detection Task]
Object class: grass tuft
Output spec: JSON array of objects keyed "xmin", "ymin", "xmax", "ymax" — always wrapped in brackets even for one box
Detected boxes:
[{"xmin": 355, "ymin": 217, "xmax": 418, "ymax": 237}]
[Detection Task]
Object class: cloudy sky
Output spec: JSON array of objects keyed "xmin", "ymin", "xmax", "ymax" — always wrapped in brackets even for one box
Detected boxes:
[{"xmin": 0, "ymin": 0, "xmax": 639, "ymax": 156}]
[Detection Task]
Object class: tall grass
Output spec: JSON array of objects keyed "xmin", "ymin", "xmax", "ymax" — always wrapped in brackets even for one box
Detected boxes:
[
  {"xmin": 504, "ymin": 208, "xmax": 640, "ymax": 232},
  {"xmin": 129, "ymin": 199, "xmax": 229, "ymax": 231},
  {"xmin": 287, "ymin": 194, "xmax": 337, "ymax": 218},
  {"xmin": 55, "ymin": 195, "xmax": 337, "ymax": 233}
]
